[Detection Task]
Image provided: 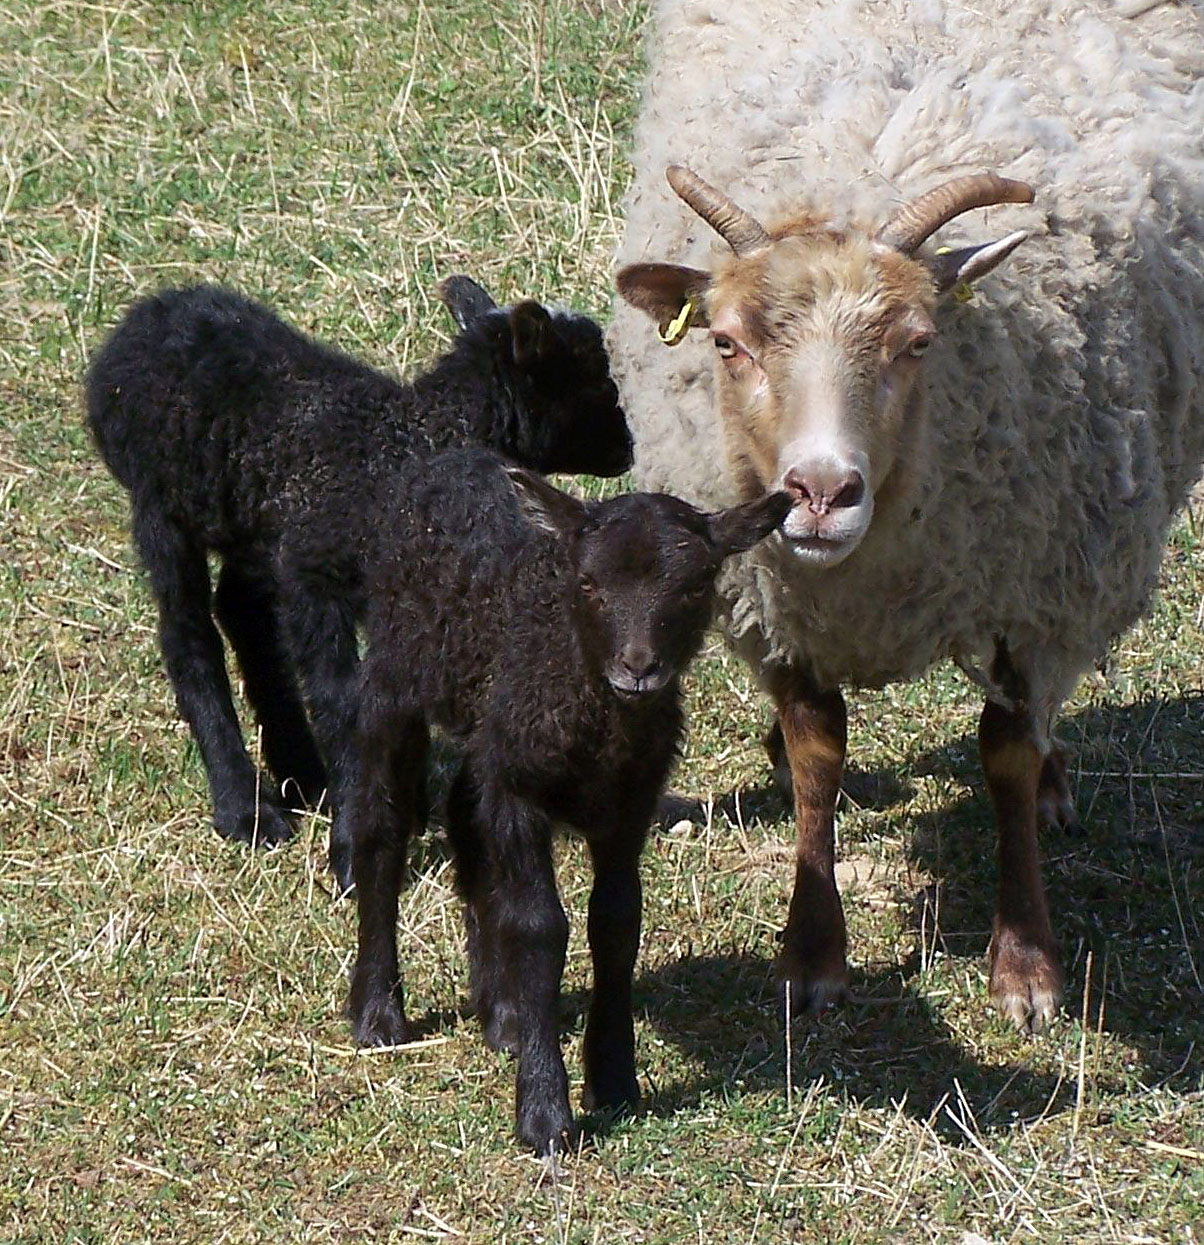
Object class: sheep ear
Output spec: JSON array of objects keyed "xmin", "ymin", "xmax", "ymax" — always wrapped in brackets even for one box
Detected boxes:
[
  {"xmin": 928, "ymin": 231, "xmax": 1029, "ymax": 295},
  {"xmin": 708, "ymin": 491, "xmax": 793, "ymax": 557},
  {"xmin": 616, "ymin": 263, "xmax": 712, "ymax": 338},
  {"xmin": 509, "ymin": 300, "xmax": 554, "ymax": 365},
  {"xmin": 506, "ymin": 466, "xmax": 586, "ymax": 539},
  {"xmin": 436, "ymin": 274, "xmax": 498, "ymax": 331}
]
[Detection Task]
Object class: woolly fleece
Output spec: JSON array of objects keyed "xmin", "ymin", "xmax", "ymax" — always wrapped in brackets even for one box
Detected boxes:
[{"xmin": 609, "ymin": 0, "xmax": 1204, "ymax": 722}]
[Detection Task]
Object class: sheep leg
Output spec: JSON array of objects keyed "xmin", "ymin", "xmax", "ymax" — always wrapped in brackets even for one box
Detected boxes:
[
  {"xmin": 763, "ymin": 718, "xmax": 794, "ymax": 803},
  {"xmin": 131, "ymin": 506, "xmax": 292, "ymax": 846},
  {"xmin": 213, "ymin": 561, "xmax": 328, "ymax": 808},
  {"xmin": 461, "ymin": 904, "xmax": 521, "ymax": 1054},
  {"xmin": 346, "ymin": 696, "xmax": 426, "ymax": 1048},
  {"xmin": 278, "ymin": 583, "xmax": 362, "ymax": 891},
  {"xmin": 581, "ymin": 827, "xmax": 646, "ymax": 1114},
  {"xmin": 446, "ymin": 763, "xmax": 520, "ymax": 1053},
  {"xmin": 1037, "ymin": 746, "xmax": 1079, "ymax": 832},
  {"xmin": 490, "ymin": 794, "xmax": 574, "ymax": 1154},
  {"xmin": 771, "ymin": 670, "xmax": 850, "ymax": 1011},
  {"xmin": 978, "ymin": 695, "xmax": 1063, "ymax": 1033}
]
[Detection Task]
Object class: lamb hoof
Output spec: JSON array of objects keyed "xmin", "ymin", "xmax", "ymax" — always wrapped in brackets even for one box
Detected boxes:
[
  {"xmin": 988, "ymin": 929, "xmax": 1063, "ymax": 1035},
  {"xmin": 349, "ymin": 992, "xmax": 410, "ymax": 1048},
  {"xmin": 582, "ymin": 1032, "xmax": 639, "ymax": 1112},
  {"xmin": 517, "ymin": 1098, "xmax": 578, "ymax": 1156},
  {"xmin": 328, "ymin": 839, "xmax": 354, "ymax": 898},
  {"xmin": 214, "ymin": 798, "xmax": 294, "ymax": 848},
  {"xmin": 582, "ymin": 1071, "xmax": 639, "ymax": 1114}
]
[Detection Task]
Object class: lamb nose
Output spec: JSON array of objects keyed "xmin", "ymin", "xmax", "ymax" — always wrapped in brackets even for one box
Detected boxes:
[
  {"xmin": 621, "ymin": 649, "xmax": 659, "ymax": 680},
  {"xmin": 783, "ymin": 467, "xmax": 865, "ymax": 514}
]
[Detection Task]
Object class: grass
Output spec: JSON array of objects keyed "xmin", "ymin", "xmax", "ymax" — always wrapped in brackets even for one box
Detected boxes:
[{"xmin": 1, "ymin": 0, "xmax": 1202, "ymax": 1240}]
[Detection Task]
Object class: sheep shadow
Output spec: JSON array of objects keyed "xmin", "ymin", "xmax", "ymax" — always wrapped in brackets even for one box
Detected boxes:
[
  {"xmin": 615, "ymin": 952, "xmax": 1079, "ymax": 1142},
  {"xmin": 658, "ymin": 758, "xmax": 914, "ymax": 831},
  {"xmin": 399, "ymin": 694, "xmax": 1199, "ymax": 1143},
  {"xmin": 636, "ymin": 690, "xmax": 1202, "ymax": 1137},
  {"xmin": 899, "ymin": 691, "xmax": 1203, "ymax": 1082}
]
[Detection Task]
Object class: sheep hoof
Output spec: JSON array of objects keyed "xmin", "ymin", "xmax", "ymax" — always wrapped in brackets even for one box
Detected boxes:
[
  {"xmin": 988, "ymin": 929, "xmax": 1063, "ymax": 1034},
  {"xmin": 763, "ymin": 720, "xmax": 794, "ymax": 804},
  {"xmin": 213, "ymin": 798, "xmax": 294, "ymax": 848},
  {"xmin": 784, "ymin": 971, "xmax": 850, "ymax": 1015},
  {"xmin": 778, "ymin": 941, "xmax": 850, "ymax": 1014},
  {"xmin": 1037, "ymin": 749, "xmax": 1081, "ymax": 833},
  {"xmin": 1037, "ymin": 795, "xmax": 1083, "ymax": 835}
]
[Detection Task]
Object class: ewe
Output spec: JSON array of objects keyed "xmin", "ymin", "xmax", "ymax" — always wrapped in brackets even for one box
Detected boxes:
[{"xmin": 609, "ymin": 0, "xmax": 1204, "ymax": 1030}]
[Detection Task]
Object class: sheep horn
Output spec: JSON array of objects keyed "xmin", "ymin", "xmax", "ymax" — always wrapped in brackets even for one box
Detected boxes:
[
  {"xmin": 877, "ymin": 173, "xmax": 1035, "ymax": 255},
  {"xmin": 666, "ymin": 165, "xmax": 771, "ymax": 255}
]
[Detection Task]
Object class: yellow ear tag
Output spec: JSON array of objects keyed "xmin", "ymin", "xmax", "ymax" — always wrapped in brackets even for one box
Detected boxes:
[
  {"xmin": 934, "ymin": 247, "xmax": 976, "ymax": 305},
  {"xmin": 657, "ymin": 298, "xmax": 695, "ymax": 346}
]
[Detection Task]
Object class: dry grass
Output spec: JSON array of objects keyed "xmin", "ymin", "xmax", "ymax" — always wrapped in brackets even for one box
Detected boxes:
[{"xmin": 2, "ymin": 1, "xmax": 1202, "ymax": 1241}]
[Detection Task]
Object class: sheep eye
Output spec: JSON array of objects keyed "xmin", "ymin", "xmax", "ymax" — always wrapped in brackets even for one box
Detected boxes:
[
  {"xmin": 578, "ymin": 573, "xmax": 599, "ymax": 598},
  {"xmin": 713, "ymin": 334, "xmax": 739, "ymax": 359},
  {"xmin": 906, "ymin": 335, "xmax": 933, "ymax": 359}
]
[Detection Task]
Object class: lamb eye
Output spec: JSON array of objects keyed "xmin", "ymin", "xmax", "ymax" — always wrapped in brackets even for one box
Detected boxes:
[
  {"xmin": 578, "ymin": 573, "xmax": 599, "ymax": 598},
  {"xmin": 906, "ymin": 335, "xmax": 933, "ymax": 359},
  {"xmin": 713, "ymin": 334, "xmax": 738, "ymax": 359}
]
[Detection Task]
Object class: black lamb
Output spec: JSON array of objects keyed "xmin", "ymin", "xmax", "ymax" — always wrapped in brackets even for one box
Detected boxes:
[
  {"xmin": 85, "ymin": 280, "xmax": 633, "ymax": 886},
  {"xmin": 345, "ymin": 447, "xmax": 790, "ymax": 1153}
]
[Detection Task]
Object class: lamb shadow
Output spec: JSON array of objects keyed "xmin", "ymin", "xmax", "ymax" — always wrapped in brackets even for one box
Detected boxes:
[
  {"xmin": 397, "ymin": 823, "xmax": 1063, "ymax": 1146},
  {"xmin": 401, "ymin": 695, "xmax": 1198, "ymax": 1140}
]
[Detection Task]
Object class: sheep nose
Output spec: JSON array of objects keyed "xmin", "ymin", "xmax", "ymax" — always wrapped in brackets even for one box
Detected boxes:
[{"xmin": 783, "ymin": 466, "xmax": 865, "ymax": 515}]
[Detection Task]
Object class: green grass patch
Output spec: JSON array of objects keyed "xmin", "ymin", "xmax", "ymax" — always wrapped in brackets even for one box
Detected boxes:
[{"xmin": 2, "ymin": 0, "xmax": 1201, "ymax": 1241}]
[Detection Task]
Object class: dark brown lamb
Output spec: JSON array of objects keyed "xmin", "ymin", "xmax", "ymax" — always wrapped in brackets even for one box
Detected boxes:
[{"xmin": 345, "ymin": 446, "xmax": 789, "ymax": 1153}]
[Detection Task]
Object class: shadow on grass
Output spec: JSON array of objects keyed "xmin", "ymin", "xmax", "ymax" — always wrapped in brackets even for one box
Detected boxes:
[
  {"xmin": 658, "ymin": 759, "xmax": 914, "ymax": 832},
  {"xmin": 614, "ymin": 951, "xmax": 1082, "ymax": 1143},
  {"xmin": 900, "ymin": 692, "xmax": 1203, "ymax": 1086},
  {"xmin": 650, "ymin": 691, "xmax": 1203, "ymax": 1138}
]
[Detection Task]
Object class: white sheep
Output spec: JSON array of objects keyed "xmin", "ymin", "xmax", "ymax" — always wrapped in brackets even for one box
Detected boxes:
[{"xmin": 608, "ymin": 0, "xmax": 1204, "ymax": 1031}]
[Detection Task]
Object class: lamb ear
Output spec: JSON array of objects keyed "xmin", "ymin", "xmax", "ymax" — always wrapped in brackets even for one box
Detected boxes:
[
  {"xmin": 436, "ymin": 274, "xmax": 498, "ymax": 331},
  {"xmin": 505, "ymin": 466, "xmax": 587, "ymax": 539},
  {"xmin": 615, "ymin": 262, "xmax": 712, "ymax": 339},
  {"xmin": 928, "ymin": 231, "xmax": 1029, "ymax": 295},
  {"xmin": 509, "ymin": 300, "xmax": 553, "ymax": 365},
  {"xmin": 708, "ymin": 491, "xmax": 793, "ymax": 557}
]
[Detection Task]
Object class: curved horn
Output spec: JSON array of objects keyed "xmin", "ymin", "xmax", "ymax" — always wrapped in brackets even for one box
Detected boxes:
[
  {"xmin": 877, "ymin": 173, "xmax": 1035, "ymax": 255},
  {"xmin": 666, "ymin": 164, "xmax": 771, "ymax": 255}
]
